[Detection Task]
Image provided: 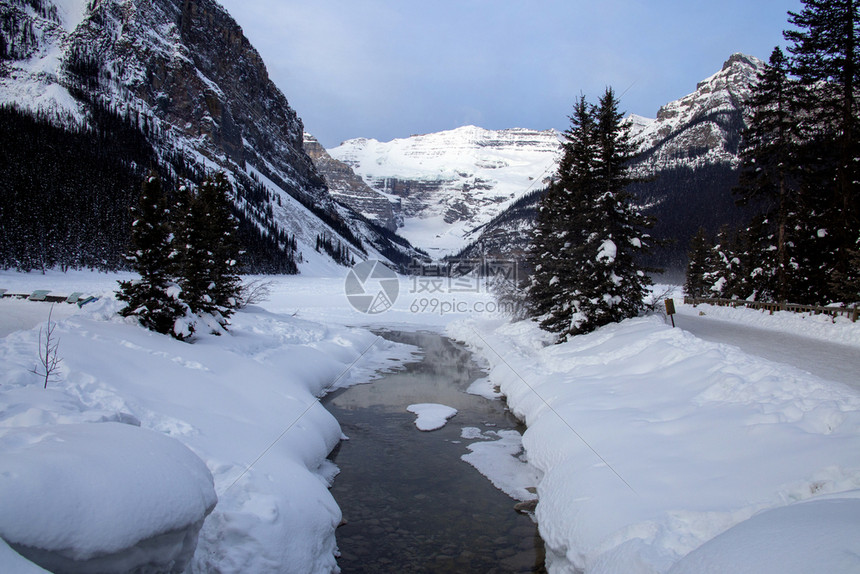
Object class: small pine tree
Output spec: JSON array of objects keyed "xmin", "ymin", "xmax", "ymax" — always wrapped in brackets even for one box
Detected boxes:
[
  {"xmin": 180, "ymin": 173, "xmax": 242, "ymax": 328},
  {"xmin": 116, "ymin": 175, "xmax": 190, "ymax": 339},
  {"xmin": 685, "ymin": 227, "xmax": 711, "ymax": 298},
  {"xmin": 702, "ymin": 225, "xmax": 743, "ymax": 299}
]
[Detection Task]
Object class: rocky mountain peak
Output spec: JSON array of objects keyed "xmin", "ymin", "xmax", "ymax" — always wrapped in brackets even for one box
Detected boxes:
[
  {"xmin": 303, "ymin": 133, "xmax": 399, "ymax": 231},
  {"xmin": 633, "ymin": 52, "xmax": 763, "ymax": 174}
]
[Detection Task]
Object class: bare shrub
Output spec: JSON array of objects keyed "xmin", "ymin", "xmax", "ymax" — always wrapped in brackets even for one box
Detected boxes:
[
  {"xmin": 237, "ymin": 279, "xmax": 274, "ymax": 309},
  {"xmin": 31, "ymin": 304, "xmax": 63, "ymax": 388}
]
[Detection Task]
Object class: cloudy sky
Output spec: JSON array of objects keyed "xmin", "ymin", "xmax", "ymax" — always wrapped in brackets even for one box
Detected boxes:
[{"xmin": 217, "ymin": 0, "xmax": 802, "ymax": 148}]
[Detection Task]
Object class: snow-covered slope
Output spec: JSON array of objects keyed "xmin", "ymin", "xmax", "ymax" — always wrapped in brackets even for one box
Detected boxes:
[
  {"xmin": 451, "ymin": 305, "xmax": 860, "ymax": 574},
  {"xmin": 321, "ymin": 54, "xmax": 762, "ymax": 260},
  {"xmin": 0, "ymin": 0, "xmax": 422, "ymax": 271},
  {"xmin": 327, "ymin": 126, "xmax": 560, "ymax": 257}
]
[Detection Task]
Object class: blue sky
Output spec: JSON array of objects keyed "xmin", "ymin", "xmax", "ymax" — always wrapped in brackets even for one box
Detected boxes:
[{"xmin": 217, "ymin": 0, "xmax": 803, "ymax": 148}]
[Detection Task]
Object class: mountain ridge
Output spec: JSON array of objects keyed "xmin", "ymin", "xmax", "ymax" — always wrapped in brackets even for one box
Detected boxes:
[{"xmin": 313, "ymin": 53, "xmax": 764, "ymax": 270}]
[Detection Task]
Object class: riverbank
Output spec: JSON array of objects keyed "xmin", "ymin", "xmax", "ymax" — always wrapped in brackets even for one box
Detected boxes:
[
  {"xmin": 450, "ymin": 315, "xmax": 860, "ymax": 573},
  {"xmin": 0, "ymin": 273, "xmax": 416, "ymax": 573}
]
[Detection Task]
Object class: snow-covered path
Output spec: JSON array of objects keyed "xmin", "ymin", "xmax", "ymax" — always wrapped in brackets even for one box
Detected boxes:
[{"xmin": 673, "ymin": 312, "xmax": 860, "ymax": 391}]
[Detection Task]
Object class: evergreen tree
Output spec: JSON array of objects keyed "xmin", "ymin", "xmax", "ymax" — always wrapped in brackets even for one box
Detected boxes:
[
  {"xmin": 738, "ymin": 214, "xmax": 777, "ymax": 300},
  {"xmin": 528, "ymin": 89, "xmax": 653, "ymax": 341},
  {"xmin": 685, "ymin": 227, "xmax": 711, "ymax": 298},
  {"xmin": 569, "ymin": 88, "xmax": 653, "ymax": 335},
  {"xmin": 736, "ymin": 47, "xmax": 803, "ymax": 302},
  {"xmin": 528, "ymin": 95, "xmax": 597, "ymax": 338},
  {"xmin": 701, "ymin": 225, "xmax": 741, "ymax": 298},
  {"xmin": 116, "ymin": 175, "xmax": 190, "ymax": 339},
  {"xmin": 785, "ymin": 0, "xmax": 860, "ymax": 302},
  {"xmin": 179, "ymin": 173, "xmax": 242, "ymax": 328}
]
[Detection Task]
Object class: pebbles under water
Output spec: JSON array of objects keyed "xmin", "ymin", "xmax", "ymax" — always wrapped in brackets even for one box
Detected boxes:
[{"xmin": 323, "ymin": 330, "xmax": 546, "ymax": 573}]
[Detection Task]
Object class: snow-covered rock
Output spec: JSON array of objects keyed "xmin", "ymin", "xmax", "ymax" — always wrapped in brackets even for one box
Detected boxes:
[
  {"xmin": 0, "ymin": 422, "xmax": 216, "ymax": 573},
  {"xmin": 630, "ymin": 53, "xmax": 764, "ymax": 175}
]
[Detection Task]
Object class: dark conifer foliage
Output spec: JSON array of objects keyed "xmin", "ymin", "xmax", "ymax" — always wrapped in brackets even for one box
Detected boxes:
[
  {"xmin": 183, "ymin": 173, "xmax": 243, "ymax": 326},
  {"xmin": 684, "ymin": 227, "xmax": 711, "ymax": 298},
  {"xmin": 528, "ymin": 95, "xmax": 596, "ymax": 338},
  {"xmin": 785, "ymin": 0, "xmax": 860, "ymax": 302},
  {"xmin": 628, "ymin": 163, "xmax": 745, "ymax": 274},
  {"xmin": 735, "ymin": 47, "xmax": 804, "ymax": 302},
  {"xmin": 0, "ymin": 104, "xmax": 151, "ymax": 272},
  {"xmin": 689, "ymin": 1, "xmax": 860, "ymax": 305},
  {"xmin": 0, "ymin": 104, "xmax": 301, "ymax": 275},
  {"xmin": 315, "ymin": 234, "xmax": 354, "ymax": 266},
  {"xmin": 528, "ymin": 89, "xmax": 653, "ymax": 341},
  {"xmin": 116, "ymin": 175, "xmax": 190, "ymax": 339}
]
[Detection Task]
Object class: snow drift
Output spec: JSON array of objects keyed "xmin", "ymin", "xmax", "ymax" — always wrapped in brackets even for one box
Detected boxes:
[{"xmin": 450, "ymin": 313, "xmax": 860, "ymax": 573}]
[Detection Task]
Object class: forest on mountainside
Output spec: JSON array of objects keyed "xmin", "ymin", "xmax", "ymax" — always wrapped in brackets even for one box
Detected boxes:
[
  {"xmin": 0, "ymin": 103, "xmax": 301, "ymax": 274},
  {"xmin": 687, "ymin": 0, "xmax": 860, "ymax": 305}
]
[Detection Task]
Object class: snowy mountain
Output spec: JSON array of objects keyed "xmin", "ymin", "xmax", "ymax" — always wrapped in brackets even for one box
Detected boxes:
[
  {"xmin": 0, "ymin": 0, "xmax": 423, "ymax": 272},
  {"xmin": 303, "ymin": 133, "xmax": 399, "ymax": 232},
  {"xmin": 630, "ymin": 53, "xmax": 763, "ymax": 174},
  {"xmin": 452, "ymin": 53, "xmax": 765, "ymax": 272},
  {"xmin": 325, "ymin": 126, "xmax": 561, "ymax": 257}
]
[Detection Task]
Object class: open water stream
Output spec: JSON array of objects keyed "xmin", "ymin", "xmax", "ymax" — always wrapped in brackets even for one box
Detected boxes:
[{"xmin": 322, "ymin": 330, "xmax": 545, "ymax": 573}]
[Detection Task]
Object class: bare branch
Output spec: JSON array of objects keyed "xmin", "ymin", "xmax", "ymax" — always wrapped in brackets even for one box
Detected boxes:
[
  {"xmin": 236, "ymin": 279, "xmax": 274, "ymax": 309},
  {"xmin": 30, "ymin": 304, "xmax": 63, "ymax": 388}
]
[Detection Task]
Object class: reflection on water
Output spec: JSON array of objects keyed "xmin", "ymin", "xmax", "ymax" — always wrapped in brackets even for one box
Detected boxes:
[{"xmin": 323, "ymin": 330, "xmax": 546, "ymax": 573}]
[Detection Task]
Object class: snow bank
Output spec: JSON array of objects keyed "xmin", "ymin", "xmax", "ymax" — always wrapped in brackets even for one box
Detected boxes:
[
  {"xmin": 407, "ymin": 403, "xmax": 458, "ymax": 431},
  {"xmin": 449, "ymin": 315, "xmax": 860, "ymax": 573},
  {"xmin": 0, "ymin": 422, "xmax": 215, "ymax": 572},
  {"xmin": 678, "ymin": 299, "xmax": 860, "ymax": 348},
  {"xmin": 669, "ymin": 493, "xmax": 860, "ymax": 574},
  {"xmin": 0, "ymin": 280, "xmax": 411, "ymax": 573},
  {"xmin": 0, "ymin": 538, "xmax": 49, "ymax": 573}
]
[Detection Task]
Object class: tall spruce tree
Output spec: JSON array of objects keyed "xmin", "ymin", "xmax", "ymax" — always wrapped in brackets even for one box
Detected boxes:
[
  {"xmin": 568, "ymin": 89, "xmax": 653, "ymax": 335},
  {"xmin": 528, "ymin": 89, "xmax": 652, "ymax": 341},
  {"xmin": 785, "ymin": 0, "xmax": 860, "ymax": 302},
  {"xmin": 528, "ymin": 95, "xmax": 598, "ymax": 338},
  {"xmin": 116, "ymin": 175, "xmax": 190, "ymax": 339},
  {"xmin": 736, "ymin": 47, "xmax": 803, "ymax": 302}
]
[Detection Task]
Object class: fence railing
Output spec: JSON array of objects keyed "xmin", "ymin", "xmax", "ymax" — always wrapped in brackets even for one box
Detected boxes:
[{"xmin": 683, "ymin": 296, "xmax": 860, "ymax": 323}]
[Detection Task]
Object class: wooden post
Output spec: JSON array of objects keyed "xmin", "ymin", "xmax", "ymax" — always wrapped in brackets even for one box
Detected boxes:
[{"xmin": 665, "ymin": 298, "xmax": 676, "ymax": 328}]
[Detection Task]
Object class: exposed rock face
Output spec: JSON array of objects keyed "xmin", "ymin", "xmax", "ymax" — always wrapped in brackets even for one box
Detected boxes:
[
  {"xmin": 303, "ymin": 133, "xmax": 399, "ymax": 231},
  {"xmin": 67, "ymin": 0, "xmax": 325, "ymax": 198},
  {"xmin": 630, "ymin": 53, "xmax": 763, "ymax": 175},
  {"xmin": 0, "ymin": 0, "xmax": 422, "ymax": 269},
  {"xmin": 453, "ymin": 54, "xmax": 765, "ymax": 269}
]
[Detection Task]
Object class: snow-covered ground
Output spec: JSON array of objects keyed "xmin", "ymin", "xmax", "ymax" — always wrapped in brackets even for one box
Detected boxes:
[
  {"xmin": 449, "ymin": 297, "xmax": 860, "ymax": 573},
  {"xmin": 0, "ymin": 270, "xmax": 417, "ymax": 573},
  {"xmin": 2, "ymin": 270, "xmax": 859, "ymax": 573}
]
